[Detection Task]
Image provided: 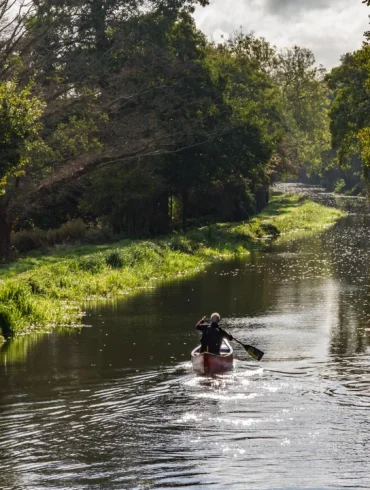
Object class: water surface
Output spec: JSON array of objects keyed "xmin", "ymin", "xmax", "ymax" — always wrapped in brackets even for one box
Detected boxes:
[{"xmin": 1, "ymin": 186, "xmax": 370, "ymax": 489}]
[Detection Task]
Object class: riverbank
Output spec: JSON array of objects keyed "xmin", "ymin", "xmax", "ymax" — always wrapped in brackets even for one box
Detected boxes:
[{"xmin": 0, "ymin": 193, "xmax": 346, "ymax": 340}]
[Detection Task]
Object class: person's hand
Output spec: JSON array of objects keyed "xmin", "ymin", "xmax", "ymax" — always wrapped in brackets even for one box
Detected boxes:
[{"xmin": 229, "ymin": 335, "xmax": 234, "ymax": 341}]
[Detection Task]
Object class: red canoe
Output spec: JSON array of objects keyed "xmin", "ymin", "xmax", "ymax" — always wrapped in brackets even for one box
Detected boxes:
[{"xmin": 191, "ymin": 339, "xmax": 233, "ymax": 374}]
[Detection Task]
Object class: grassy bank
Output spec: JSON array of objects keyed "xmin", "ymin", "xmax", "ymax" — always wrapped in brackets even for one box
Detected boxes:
[{"xmin": 0, "ymin": 194, "xmax": 346, "ymax": 339}]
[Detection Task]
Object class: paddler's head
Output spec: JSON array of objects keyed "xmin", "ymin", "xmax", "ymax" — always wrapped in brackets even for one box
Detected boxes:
[{"xmin": 210, "ymin": 312, "xmax": 220, "ymax": 324}]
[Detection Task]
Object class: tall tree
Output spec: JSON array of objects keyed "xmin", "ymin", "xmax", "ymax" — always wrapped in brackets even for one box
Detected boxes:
[
  {"xmin": 0, "ymin": 81, "xmax": 44, "ymax": 257},
  {"xmin": 0, "ymin": 0, "xmax": 218, "ymax": 259},
  {"xmin": 274, "ymin": 46, "xmax": 331, "ymax": 177},
  {"xmin": 326, "ymin": 47, "xmax": 370, "ymax": 181},
  {"xmin": 162, "ymin": 31, "xmax": 282, "ymax": 229}
]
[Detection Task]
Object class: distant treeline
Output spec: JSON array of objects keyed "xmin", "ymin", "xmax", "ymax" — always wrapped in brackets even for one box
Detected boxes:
[{"xmin": 0, "ymin": 0, "xmax": 369, "ymax": 260}]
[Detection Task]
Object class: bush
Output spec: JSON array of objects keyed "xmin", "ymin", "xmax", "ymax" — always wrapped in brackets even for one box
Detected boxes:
[
  {"xmin": 12, "ymin": 228, "xmax": 47, "ymax": 253},
  {"xmin": 186, "ymin": 229, "xmax": 207, "ymax": 245},
  {"xmin": 105, "ymin": 249, "xmax": 125, "ymax": 269},
  {"xmin": 127, "ymin": 242, "xmax": 162, "ymax": 266},
  {"xmin": 85, "ymin": 226, "xmax": 114, "ymax": 244},
  {"xmin": 344, "ymin": 183, "xmax": 362, "ymax": 196},
  {"xmin": 260, "ymin": 223, "xmax": 280, "ymax": 238},
  {"xmin": 168, "ymin": 235, "xmax": 194, "ymax": 253},
  {"xmin": 12, "ymin": 219, "xmax": 91, "ymax": 254},
  {"xmin": 0, "ymin": 303, "xmax": 19, "ymax": 337},
  {"xmin": 78, "ymin": 253, "xmax": 106, "ymax": 273},
  {"xmin": 333, "ymin": 179, "xmax": 346, "ymax": 194},
  {"xmin": 11, "ymin": 219, "xmax": 116, "ymax": 255},
  {"xmin": 47, "ymin": 219, "xmax": 87, "ymax": 245},
  {"xmin": 0, "ymin": 278, "xmax": 80, "ymax": 337},
  {"xmin": 0, "ymin": 282, "xmax": 37, "ymax": 336}
]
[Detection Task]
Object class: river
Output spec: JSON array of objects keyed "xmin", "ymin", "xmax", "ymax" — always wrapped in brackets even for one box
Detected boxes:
[{"xmin": 1, "ymin": 185, "xmax": 370, "ymax": 490}]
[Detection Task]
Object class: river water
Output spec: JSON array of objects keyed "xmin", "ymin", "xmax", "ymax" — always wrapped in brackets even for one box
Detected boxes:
[{"xmin": 1, "ymin": 185, "xmax": 370, "ymax": 490}]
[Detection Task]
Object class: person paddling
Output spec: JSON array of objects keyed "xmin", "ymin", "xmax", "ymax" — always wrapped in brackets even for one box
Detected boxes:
[{"xmin": 196, "ymin": 312, "xmax": 233, "ymax": 355}]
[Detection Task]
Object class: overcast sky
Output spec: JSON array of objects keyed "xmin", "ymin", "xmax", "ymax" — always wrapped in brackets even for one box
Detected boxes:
[{"xmin": 194, "ymin": 0, "xmax": 370, "ymax": 69}]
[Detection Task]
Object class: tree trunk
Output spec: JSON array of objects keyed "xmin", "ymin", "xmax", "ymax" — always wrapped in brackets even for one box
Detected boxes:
[
  {"xmin": 255, "ymin": 185, "xmax": 269, "ymax": 213},
  {"xmin": 154, "ymin": 192, "xmax": 170, "ymax": 234},
  {"xmin": 182, "ymin": 189, "xmax": 189, "ymax": 232},
  {"xmin": 0, "ymin": 210, "xmax": 12, "ymax": 261}
]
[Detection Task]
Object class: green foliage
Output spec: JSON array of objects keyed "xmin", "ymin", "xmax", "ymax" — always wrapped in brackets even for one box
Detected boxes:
[
  {"xmin": 0, "ymin": 0, "xmax": 351, "ymax": 265},
  {"xmin": 0, "ymin": 280, "xmax": 78, "ymax": 336},
  {"xmin": 12, "ymin": 228, "xmax": 47, "ymax": 254},
  {"xmin": 168, "ymin": 235, "xmax": 197, "ymax": 253},
  {"xmin": 344, "ymin": 184, "xmax": 362, "ymax": 196},
  {"xmin": 261, "ymin": 196, "xmax": 344, "ymax": 235},
  {"xmin": 326, "ymin": 45, "xmax": 370, "ymax": 189},
  {"xmin": 78, "ymin": 253, "xmax": 106, "ymax": 273},
  {"xmin": 0, "ymin": 81, "xmax": 44, "ymax": 192},
  {"xmin": 259, "ymin": 223, "xmax": 280, "ymax": 237},
  {"xmin": 12, "ymin": 219, "xmax": 89, "ymax": 253},
  {"xmin": 105, "ymin": 249, "xmax": 125, "ymax": 268},
  {"xmin": 274, "ymin": 47, "xmax": 331, "ymax": 177},
  {"xmin": 334, "ymin": 179, "xmax": 346, "ymax": 194}
]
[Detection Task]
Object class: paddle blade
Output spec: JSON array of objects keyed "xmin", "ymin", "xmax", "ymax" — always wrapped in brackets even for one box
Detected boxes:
[{"xmin": 245, "ymin": 345, "xmax": 264, "ymax": 361}]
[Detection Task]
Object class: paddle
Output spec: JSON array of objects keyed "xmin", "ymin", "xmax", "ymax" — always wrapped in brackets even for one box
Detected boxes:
[
  {"xmin": 199, "ymin": 317, "xmax": 264, "ymax": 360},
  {"xmin": 232, "ymin": 338, "xmax": 264, "ymax": 361}
]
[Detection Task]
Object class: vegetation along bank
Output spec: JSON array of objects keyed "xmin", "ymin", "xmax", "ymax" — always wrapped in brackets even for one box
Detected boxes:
[{"xmin": 0, "ymin": 194, "xmax": 345, "ymax": 342}]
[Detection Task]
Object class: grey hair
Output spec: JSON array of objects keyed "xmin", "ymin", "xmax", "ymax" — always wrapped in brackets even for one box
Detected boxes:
[{"xmin": 210, "ymin": 312, "xmax": 220, "ymax": 323}]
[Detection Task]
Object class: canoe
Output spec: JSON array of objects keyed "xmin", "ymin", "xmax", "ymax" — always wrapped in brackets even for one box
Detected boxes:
[{"xmin": 191, "ymin": 339, "xmax": 233, "ymax": 374}]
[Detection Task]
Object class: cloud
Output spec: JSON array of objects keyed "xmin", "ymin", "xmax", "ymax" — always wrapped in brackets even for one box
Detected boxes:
[
  {"xmin": 263, "ymin": 0, "xmax": 347, "ymax": 17},
  {"xmin": 194, "ymin": 0, "xmax": 370, "ymax": 68}
]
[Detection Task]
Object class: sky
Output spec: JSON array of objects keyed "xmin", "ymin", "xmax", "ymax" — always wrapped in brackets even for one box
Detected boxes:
[{"xmin": 193, "ymin": 0, "xmax": 370, "ymax": 69}]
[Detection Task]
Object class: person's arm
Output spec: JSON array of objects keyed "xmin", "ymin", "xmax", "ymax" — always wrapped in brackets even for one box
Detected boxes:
[{"xmin": 196, "ymin": 316, "xmax": 208, "ymax": 331}]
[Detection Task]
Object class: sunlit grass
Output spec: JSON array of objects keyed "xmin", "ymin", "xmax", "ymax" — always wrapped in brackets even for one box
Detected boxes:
[
  {"xmin": 0, "ymin": 194, "xmax": 346, "ymax": 337},
  {"xmin": 260, "ymin": 196, "xmax": 345, "ymax": 235}
]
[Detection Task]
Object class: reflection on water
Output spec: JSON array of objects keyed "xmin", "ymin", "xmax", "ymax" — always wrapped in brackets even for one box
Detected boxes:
[{"xmin": 1, "ymin": 185, "xmax": 370, "ymax": 489}]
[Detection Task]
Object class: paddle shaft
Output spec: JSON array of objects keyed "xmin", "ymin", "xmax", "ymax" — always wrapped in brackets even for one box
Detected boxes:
[{"xmin": 232, "ymin": 338, "xmax": 264, "ymax": 361}]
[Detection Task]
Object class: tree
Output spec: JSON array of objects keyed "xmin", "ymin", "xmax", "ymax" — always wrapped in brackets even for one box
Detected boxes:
[
  {"xmin": 320, "ymin": 1, "xmax": 370, "ymax": 192},
  {"xmin": 0, "ymin": 0, "xmax": 219, "ymax": 259},
  {"xmin": 273, "ymin": 46, "xmax": 331, "ymax": 178},
  {"xmin": 78, "ymin": 30, "xmax": 281, "ymax": 233},
  {"xmin": 326, "ymin": 47, "xmax": 370, "ymax": 186},
  {"xmin": 0, "ymin": 80, "xmax": 45, "ymax": 258},
  {"xmin": 162, "ymin": 32, "xmax": 282, "ymax": 229}
]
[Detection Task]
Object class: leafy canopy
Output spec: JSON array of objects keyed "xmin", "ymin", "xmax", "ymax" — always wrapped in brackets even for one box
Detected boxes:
[{"xmin": 0, "ymin": 81, "xmax": 44, "ymax": 193}]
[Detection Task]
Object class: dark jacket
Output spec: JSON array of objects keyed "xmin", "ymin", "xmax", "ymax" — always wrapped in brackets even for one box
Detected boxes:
[{"xmin": 196, "ymin": 321, "xmax": 233, "ymax": 354}]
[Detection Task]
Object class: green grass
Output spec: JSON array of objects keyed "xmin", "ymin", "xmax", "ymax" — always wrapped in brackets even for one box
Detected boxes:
[
  {"xmin": 258, "ymin": 195, "xmax": 345, "ymax": 234},
  {"xmin": 0, "ymin": 194, "xmax": 346, "ymax": 338}
]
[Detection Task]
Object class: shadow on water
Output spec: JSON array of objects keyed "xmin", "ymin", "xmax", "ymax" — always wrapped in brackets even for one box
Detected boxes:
[{"xmin": 1, "ymin": 184, "xmax": 370, "ymax": 489}]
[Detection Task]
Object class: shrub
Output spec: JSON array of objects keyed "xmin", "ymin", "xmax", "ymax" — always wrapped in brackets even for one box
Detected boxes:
[
  {"xmin": 202, "ymin": 225, "xmax": 221, "ymax": 244},
  {"xmin": 12, "ymin": 228, "xmax": 47, "ymax": 253},
  {"xmin": 12, "ymin": 219, "xmax": 116, "ymax": 255},
  {"xmin": 0, "ymin": 303, "xmax": 20, "ymax": 337},
  {"xmin": 105, "ymin": 249, "xmax": 125, "ymax": 269},
  {"xmin": 78, "ymin": 253, "xmax": 106, "ymax": 273},
  {"xmin": 47, "ymin": 218, "xmax": 87, "ymax": 245},
  {"xmin": 85, "ymin": 226, "xmax": 114, "ymax": 244},
  {"xmin": 260, "ymin": 223, "xmax": 280, "ymax": 238},
  {"xmin": 0, "ymin": 282, "xmax": 36, "ymax": 336},
  {"xmin": 168, "ymin": 235, "xmax": 194, "ymax": 253},
  {"xmin": 12, "ymin": 219, "xmax": 89, "ymax": 253},
  {"xmin": 333, "ymin": 179, "xmax": 346, "ymax": 194},
  {"xmin": 344, "ymin": 183, "xmax": 362, "ymax": 196}
]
